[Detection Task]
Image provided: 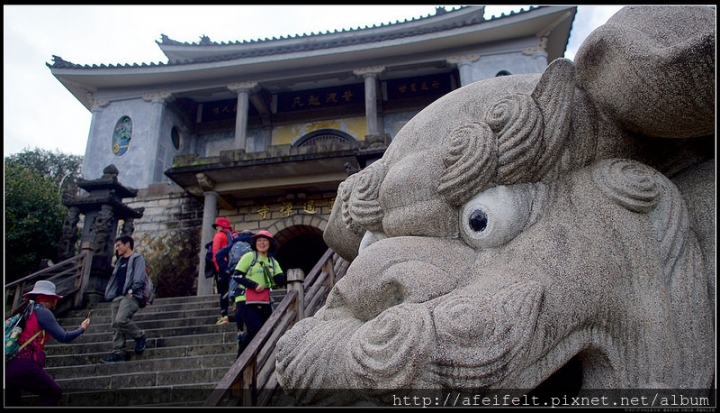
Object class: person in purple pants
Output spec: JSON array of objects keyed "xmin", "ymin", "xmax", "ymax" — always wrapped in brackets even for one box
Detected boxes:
[{"xmin": 5, "ymin": 280, "xmax": 90, "ymax": 406}]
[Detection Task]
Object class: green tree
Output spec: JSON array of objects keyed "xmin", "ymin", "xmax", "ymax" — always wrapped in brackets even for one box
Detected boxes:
[
  {"xmin": 6, "ymin": 147, "xmax": 83, "ymax": 193},
  {"xmin": 4, "ymin": 148, "xmax": 83, "ymax": 283}
]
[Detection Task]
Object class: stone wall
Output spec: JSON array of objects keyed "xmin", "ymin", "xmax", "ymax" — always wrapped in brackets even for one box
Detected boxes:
[
  {"xmin": 121, "ymin": 181, "xmax": 336, "ymax": 297},
  {"xmin": 123, "ymin": 182, "xmax": 204, "ymax": 297}
]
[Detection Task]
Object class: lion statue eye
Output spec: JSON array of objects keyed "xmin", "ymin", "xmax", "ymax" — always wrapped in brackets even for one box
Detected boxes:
[
  {"xmin": 459, "ymin": 184, "xmax": 535, "ymax": 249},
  {"xmin": 468, "ymin": 209, "xmax": 488, "ymax": 232}
]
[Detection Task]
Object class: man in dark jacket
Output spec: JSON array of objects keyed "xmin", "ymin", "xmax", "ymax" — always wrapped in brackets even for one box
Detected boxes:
[{"xmin": 100, "ymin": 235, "xmax": 147, "ymax": 363}]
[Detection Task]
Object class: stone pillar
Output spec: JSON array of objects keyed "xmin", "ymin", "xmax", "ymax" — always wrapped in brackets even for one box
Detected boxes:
[
  {"xmin": 91, "ymin": 204, "xmax": 117, "ymax": 262},
  {"xmin": 262, "ymin": 125, "xmax": 273, "ymax": 152},
  {"xmin": 523, "ymin": 37, "xmax": 549, "ymax": 72},
  {"xmin": 353, "ymin": 66, "xmax": 385, "ymax": 136},
  {"xmin": 446, "ymin": 54, "xmax": 480, "ymax": 86},
  {"xmin": 57, "ymin": 206, "xmax": 81, "ymax": 261},
  {"xmin": 88, "ymin": 98, "xmax": 109, "ymax": 146},
  {"xmin": 228, "ymin": 81, "xmax": 259, "ymax": 152},
  {"xmin": 142, "ymin": 92, "xmax": 174, "ymax": 183},
  {"xmin": 83, "ymin": 98, "xmax": 109, "ymax": 174},
  {"xmin": 287, "ymin": 268, "xmax": 305, "ymax": 322},
  {"xmin": 120, "ymin": 217, "xmax": 136, "ymax": 237},
  {"xmin": 197, "ymin": 190, "xmax": 219, "ymax": 296}
]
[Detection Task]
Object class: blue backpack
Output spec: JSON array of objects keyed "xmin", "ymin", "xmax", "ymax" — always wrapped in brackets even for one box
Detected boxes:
[{"xmin": 216, "ymin": 233, "xmax": 253, "ymax": 278}]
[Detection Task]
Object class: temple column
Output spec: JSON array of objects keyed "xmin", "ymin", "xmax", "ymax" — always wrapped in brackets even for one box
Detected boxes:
[
  {"xmin": 353, "ymin": 66, "xmax": 385, "ymax": 136},
  {"xmin": 228, "ymin": 81, "xmax": 259, "ymax": 152},
  {"xmin": 142, "ymin": 91, "xmax": 174, "ymax": 182},
  {"xmin": 88, "ymin": 98, "xmax": 109, "ymax": 151},
  {"xmin": 83, "ymin": 98, "xmax": 109, "ymax": 175},
  {"xmin": 446, "ymin": 54, "xmax": 480, "ymax": 86},
  {"xmin": 197, "ymin": 190, "xmax": 219, "ymax": 296},
  {"xmin": 523, "ymin": 36, "xmax": 549, "ymax": 72}
]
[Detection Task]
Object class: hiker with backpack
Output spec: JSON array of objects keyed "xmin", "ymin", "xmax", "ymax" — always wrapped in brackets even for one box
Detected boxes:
[
  {"xmin": 5, "ymin": 280, "xmax": 91, "ymax": 406},
  {"xmin": 211, "ymin": 217, "xmax": 237, "ymax": 325},
  {"xmin": 231, "ymin": 230, "xmax": 287, "ymax": 358},
  {"xmin": 100, "ymin": 235, "xmax": 148, "ymax": 364},
  {"xmin": 218, "ymin": 229, "xmax": 254, "ymax": 342}
]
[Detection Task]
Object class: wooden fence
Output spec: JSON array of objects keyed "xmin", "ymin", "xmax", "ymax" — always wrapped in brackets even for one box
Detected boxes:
[{"xmin": 4, "ymin": 250, "xmax": 94, "ymax": 319}]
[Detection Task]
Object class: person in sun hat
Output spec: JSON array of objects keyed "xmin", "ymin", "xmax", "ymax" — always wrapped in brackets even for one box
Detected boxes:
[
  {"xmin": 212, "ymin": 217, "xmax": 237, "ymax": 325},
  {"xmin": 230, "ymin": 230, "xmax": 287, "ymax": 358},
  {"xmin": 5, "ymin": 280, "xmax": 91, "ymax": 406}
]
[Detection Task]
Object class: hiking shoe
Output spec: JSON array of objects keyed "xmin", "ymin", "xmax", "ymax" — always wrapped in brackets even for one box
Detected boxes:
[
  {"xmin": 134, "ymin": 334, "xmax": 147, "ymax": 353},
  {"xmin": 100, "ymin": 353, "xmax": 125, "ymax": 364},
  {"xmin": 216, "ymin": 316, "xmax": 229, "ymax": 325}
]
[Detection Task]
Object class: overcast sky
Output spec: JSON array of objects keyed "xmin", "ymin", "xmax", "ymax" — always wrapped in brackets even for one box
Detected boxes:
[{"xmin": 3, "ymin": 5, "xmax": 624, "ymax": 158}]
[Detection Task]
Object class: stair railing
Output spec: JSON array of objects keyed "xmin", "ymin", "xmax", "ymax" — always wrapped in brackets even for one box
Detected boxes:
[
  {"xmin": 204, "ymin": 247, "xmax": 350, "ymax": 406},
  {"xmin": 4, "ymin": 249, "xmax": 94, "ymax": 319}
]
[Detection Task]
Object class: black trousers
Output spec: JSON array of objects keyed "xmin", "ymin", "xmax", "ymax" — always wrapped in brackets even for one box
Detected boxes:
[
  {"xmin": 216, "ymin": 274, "xmax": 230, "ymax": 317},
  {"xmin": 236, "ymin": 302, "xmax": 272, "ymax": 357}
]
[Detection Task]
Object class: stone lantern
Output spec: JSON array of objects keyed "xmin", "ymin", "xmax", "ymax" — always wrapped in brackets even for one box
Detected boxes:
[{"xmin": 59, "ymin": 164, "xmax": 144, "ymax": 303}]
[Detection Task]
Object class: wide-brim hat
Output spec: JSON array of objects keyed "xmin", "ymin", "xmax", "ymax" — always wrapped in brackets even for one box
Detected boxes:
[
  {"xmin": 212, "ymin": 217, "xmax": 232, "ymax": 230},
  {"xmin": 251, "ymin": 230, "xmax": 278, "ymax": 254},
  {"xmin": 23, "ymin": 280, "xmax": 63, "ymax": 299}
]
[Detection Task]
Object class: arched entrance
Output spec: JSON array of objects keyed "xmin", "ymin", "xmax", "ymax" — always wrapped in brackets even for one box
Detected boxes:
[
  {"xmin": 293, "ymin": 129, "xmax": 356, "ymax": 147},
  {"xmin": 274, "ymin": 225, "xmax": 328, "ymax": 277}
]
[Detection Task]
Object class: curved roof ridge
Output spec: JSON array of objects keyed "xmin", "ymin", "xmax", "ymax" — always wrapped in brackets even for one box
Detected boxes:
[
  {"xmin": 157, "ymin": 5, "xmax": 467, "ymax": 47},
  {"xmin": 47, "ymin": 6, "xmax": 557, "ymax": 70},
  {"xmin": 491, "ymin": 5, "xmax": 539, "ymax": 19},
  {"xmin": 46, "ymin": 55, "xmax": 167, "ymax": 69}
]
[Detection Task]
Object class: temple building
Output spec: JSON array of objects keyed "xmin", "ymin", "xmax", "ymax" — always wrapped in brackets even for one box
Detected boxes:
[{"xmin": 47, "ymin": 5, "xmax": 577, "ymax": 296}]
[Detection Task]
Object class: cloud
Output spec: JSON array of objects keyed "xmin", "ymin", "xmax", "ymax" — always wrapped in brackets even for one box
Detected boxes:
[{"xmin": 565, "ymin": 6, "xmax": 623, "ymax": 60}]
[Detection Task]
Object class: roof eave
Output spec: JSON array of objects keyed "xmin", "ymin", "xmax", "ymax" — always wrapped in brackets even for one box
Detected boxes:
[
  {"xmin": 157, "ymin": 6, "xmax": 486, "ymax": 62},
  {"xmin": 49, "ymin": 6, "xmax": 576, "ymax": 111}
]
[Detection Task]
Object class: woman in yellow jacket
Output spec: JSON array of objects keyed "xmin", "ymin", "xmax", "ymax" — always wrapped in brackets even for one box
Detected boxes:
[{"xmin": 231, "ymin": 230, "xmax": 286, "ymax": 358}]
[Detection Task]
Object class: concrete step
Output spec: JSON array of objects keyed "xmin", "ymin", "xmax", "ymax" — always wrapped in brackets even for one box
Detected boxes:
[
  {"xmin": 55, "ymin": 364, "xmax": 232, "ymax": 391},
  {"xmin": 45, "ymin": 331, "xmax": 238, "ymax": 368},
  {"xmin": 27, "ymin": 383, "xmax": 219, "ymax": 407},
  {"xmin": 47, "ymin": 351, "xmax": 236, "ymax": 379},
  {"xmin": 45, "ymin": 320, "xmax": 237, "ymax": 356},
  {"xmin": 21, "ymin": 291, "xmax": 289, "ymax": 406},
  {"xmin": 49, "ymin": 317, "xmax": 238, "ymax": 350}
]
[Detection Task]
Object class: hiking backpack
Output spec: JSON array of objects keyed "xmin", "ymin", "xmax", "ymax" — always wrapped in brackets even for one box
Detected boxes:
[
  {"xmin": 140, "ymin": 264, "xmax": 156, "ymax": 308},
  {"xmin": 230, "ymin": 251, "xmax": 277, "ymax": 299},
  {"xmin": 204, "ymin": 231, "xmax": 233, "ymax": 279},
  {"xmin": 5, "ymin": 301, "xmax": 43, "ymax": 361},
  {"xmin": 219, "ymin": 239, "xmax": 253, "ymax": 278}
]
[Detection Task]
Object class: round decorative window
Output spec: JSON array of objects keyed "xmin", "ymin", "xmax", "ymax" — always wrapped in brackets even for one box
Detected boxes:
[
  {"xmin": 171, "ymin": 126, "xmax": 181, "ymax": 150},
  {"xmin": 112, "ymin": 116, "xmax": 133, "ymax": 156}
]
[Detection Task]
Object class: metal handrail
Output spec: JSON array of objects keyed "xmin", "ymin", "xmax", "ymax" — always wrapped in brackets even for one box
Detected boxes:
[{"xmin": 204, "ymin": 247, "xmax": 349, "ymax": 406}]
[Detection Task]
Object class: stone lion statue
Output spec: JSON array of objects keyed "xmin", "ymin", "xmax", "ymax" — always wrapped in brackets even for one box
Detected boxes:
[{"xmin": 276, "ymin": 6, "xmax": 715, "ymax": 406}]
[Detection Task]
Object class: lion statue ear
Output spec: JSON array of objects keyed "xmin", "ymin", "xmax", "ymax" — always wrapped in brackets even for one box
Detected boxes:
[
  {"xmin": 529, "ymin": 57, "xmax": 575, "ymax": 182},
  {"xmin": 574, "ymin": 6, "xmax": 715, "ymax": 138}
]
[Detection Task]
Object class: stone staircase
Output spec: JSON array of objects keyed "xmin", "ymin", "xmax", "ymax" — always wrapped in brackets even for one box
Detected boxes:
[{"xmin": 22, "ymin": 292, "xmax": 286, "ymax": 407}]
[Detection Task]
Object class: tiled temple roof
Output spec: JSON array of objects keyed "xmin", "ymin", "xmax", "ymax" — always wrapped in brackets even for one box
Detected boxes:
[{"xmin": 47, "ymin": 6, "xmax": 541, "ymax": 70}]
